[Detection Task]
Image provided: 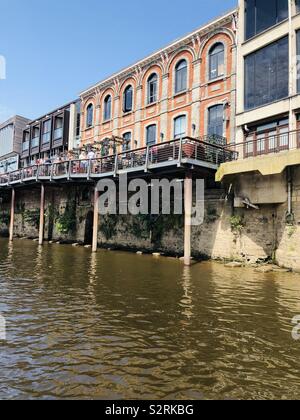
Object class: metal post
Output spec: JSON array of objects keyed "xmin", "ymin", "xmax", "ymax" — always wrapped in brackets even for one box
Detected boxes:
[
  {"xmin": 92, "ymin": 186, "xmax": 99, "ymax": 252},
  {"xmin": 9, "ymin": 188, "xmax": 15, "ymax": 242},
  {"xmin": 184, "ymin": 173, "xmax": 193, "ymax": 266},
  {"xmin": 39, "ymin": 184, "xmax": 45, "ymax": 245}
]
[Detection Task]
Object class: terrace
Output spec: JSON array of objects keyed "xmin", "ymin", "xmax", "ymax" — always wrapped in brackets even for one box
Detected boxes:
[{"xmin": 0, "ymin": 137, "xmax": 237, "ymax": 188}]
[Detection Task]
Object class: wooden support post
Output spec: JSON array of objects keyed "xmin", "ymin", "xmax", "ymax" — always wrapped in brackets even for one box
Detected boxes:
[
  {"xmin": 184, "ymin": 173, "xmax": 193, "ymax": 266},
  {"xmin": 39, "ymin": 184, "xmax": 45, "ymax": 245},
  {"xmin": 9, "ymin": 188, "xmax": 15, "ymax": 242},
  {"xmin": 92, "ymin": 186, "xmax": 99, "ymax": 253}
]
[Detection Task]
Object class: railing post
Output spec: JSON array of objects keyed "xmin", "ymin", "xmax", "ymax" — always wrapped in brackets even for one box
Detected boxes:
[
  {"xmin": 114, "ymin": 154, "xmax": 119, "ymax": 178},
  {"xmin": 39, "ymin": 184, "xmax": 45, "ymax": 246},
  {"xmin": 36, "ymin": 165, "xmax": 40, "ymax": 182},
  {"xmin": 184, "ymin": 172, "xmax": 192, "ymax": 266},
  {"xmin": 67, "ymin": 161, "xmax": 71, "ymax": 181},
  {"xmin": 87, "ymin": 160, "xmax": 91, "ymax": 181},
  {"xmin": 9, "ymin": 188, "xmax": 15, "ymax": 242},
  {"xmin": 144, "ymin": 146, "xmax": 150, "ymax": 173},
  {"xmin": 21, "ymin": 168, "xmax": 24, "ymax": 183},
  {"xmin": 177, "ymin": 138, "xmax": 183, "ymax": 167},
  {"xmin": 50, "ymin": 164, "xmax": 54, "ymax": 182},
  {"xmin": 92, "ymin": 185, "xmax": 99, "ymax": 253}
]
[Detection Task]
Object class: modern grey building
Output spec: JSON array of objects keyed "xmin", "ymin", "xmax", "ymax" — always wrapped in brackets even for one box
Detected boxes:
[{"xmin": 0, "ymin": 115, "xmax": 31, "ymax": 174}]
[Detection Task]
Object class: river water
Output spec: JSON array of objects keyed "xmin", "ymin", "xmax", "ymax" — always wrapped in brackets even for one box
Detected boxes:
[{"xmin": 0, "ymin": 238, "xmax": 300, "ymax": 400}]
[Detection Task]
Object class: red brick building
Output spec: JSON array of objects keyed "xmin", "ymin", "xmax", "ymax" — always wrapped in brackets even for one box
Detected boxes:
[{"xmin": 79, "ymin": 9, "xmax": 237, "ymax": 151}]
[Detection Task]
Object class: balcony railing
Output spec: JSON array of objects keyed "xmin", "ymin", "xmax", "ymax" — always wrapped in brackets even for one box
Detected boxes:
[
  {"xmin": 229, "ymin": 130, "xmax": 300, "ymax": 160},
  {"xmin": 0, "ymin": 137, "xmax": 238, "ymax": 187}
]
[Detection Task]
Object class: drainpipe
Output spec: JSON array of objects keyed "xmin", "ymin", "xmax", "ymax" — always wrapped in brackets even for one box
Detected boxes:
[
  {"xmin": 287, "ymin": 167, "xmax": 294, "ymax": 224},
  {"xmin": 288, "ymin": 0, "xmax": 294, "ymax": 137}
]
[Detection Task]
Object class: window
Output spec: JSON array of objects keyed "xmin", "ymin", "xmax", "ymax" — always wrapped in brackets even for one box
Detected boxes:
[
  {"xmin": 174, "ymin": 115, "xmax": 187, "ymax": 139},
  {"xmin": 122, "ymin": 132, "xmax": 132, "ymax": 152},
  {"xmin": 147, "ymin": 73, "xmax": 158, "ymax": 104},
  {"xmin": 297, "ymin": 0, "xmax": 300, "ymax": 13},
  {"xmin": 146, "ymin": 125, "xmax": 157, "ymax": 146},
  {"xmin": 175, "ymin": 60, "xmax": 187, "ymax": 94},
  {"xmin": 22, "ymin": 131, "xmax": 30, "ymax": 152},
  {"xmin": 123, "ymin": 85, "xmax": 133, "ymax": 113},
  {"xmin": 104, "ymin": 95, "xmax": 112, "ymax": 121},
  {"xmin": 245, "ymin": 36, "xmax": 289, "ymax": 110},
  {"xmin": 75, "ymin": 102, "xmax": 81, "ymax": 137},
  {"xmin": 208, "ymin": 105, "xmax": 224, "ymax": 137},
  {"xmin": 32, "ymin": 126, "xmax": 40, "ymax": 148},
  {"xmin": 245, "ymin": 0, "xmax": 288, "ymax": 40},
  {"xmin": 86, "ymin": 104, "xmax": 94, "ymax": 128},
  {"xmin": 209, "ymin": 43, "xmax": 225, "ymax": 80},
  {"xmin": 297, "ymin": 31, "xmax": 300, "ymax": 93},
  {"xmin": 42, "ymin": 120, "xmax": 51, "ymax": 144},
  {"xmin": 54, "ymin": 116, "xmax": 63, "ymax": 140}
]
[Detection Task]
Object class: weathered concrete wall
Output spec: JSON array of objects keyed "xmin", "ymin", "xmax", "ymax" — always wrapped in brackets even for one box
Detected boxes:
[{"xmin": 1, "ymin": 170, "xmax": 300, "ymax": 271}]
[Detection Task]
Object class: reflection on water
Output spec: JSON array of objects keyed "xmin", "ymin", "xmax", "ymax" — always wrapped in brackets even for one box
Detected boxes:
[{"xmin": 1, "ymin": 238, "xmax": 300, "ymax": 400}]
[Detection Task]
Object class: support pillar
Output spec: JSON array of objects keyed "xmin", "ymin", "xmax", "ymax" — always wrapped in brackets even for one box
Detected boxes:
[
  {"xmin": 39, "ymin": 184, "xmax": 45, "ymax": 245},
  {"xmin": 92, "ymin": 186, "xmax": 99, "ymax": 252},
  {"xmin": 184, "ymin": 173, "xmax": 193, "ymax": 266},
  {"xmin": 9, "ymin": 188, "xmax": 15, "ymax": 242}
]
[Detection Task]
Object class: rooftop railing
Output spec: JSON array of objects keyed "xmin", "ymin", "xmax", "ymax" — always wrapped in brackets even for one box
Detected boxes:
[{"xmin": 0, "ymin": 137, "xmax": 237, "ymax": 187}]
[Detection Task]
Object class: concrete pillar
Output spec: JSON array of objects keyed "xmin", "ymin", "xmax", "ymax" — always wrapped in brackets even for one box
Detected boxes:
[
  {"xmin": 9, "ymin": 188, "xmax": 15, "ymax": 242},
  {"xmin": 184, "ymin": 173, "xmax": 193, "ymax": 266},
  {"xmin": 92, "ymin": 186, "xmax": 99, "ymax": 252},
  {"xmin": 39, "ymin": 184, "xmax": 45, "ymax": 245}
]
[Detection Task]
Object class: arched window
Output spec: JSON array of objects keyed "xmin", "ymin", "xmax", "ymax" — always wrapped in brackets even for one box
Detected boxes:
[
  {"xmin": 208, "ymin": 105, "xmax": 224, "ymax": 138},
  {"xmin": 209, "ymin": 43, "xmax": 225, "ymax": 80},
  {"xmin": 86, "ymin": 103, "xmax": 94, "ymax": 128},
  {"xmin": 122, "ymin": 132, "xmax": 132, "ymax": 152},
  {"xmin": 174, "ymin": 115, "xmax": 187, "ymax": 139},
  {"xmin": 175, "ymin": 59, "xmax": 187, "ymax": 94},
  {"xmin": 103, "ymin": 95, "xmax": 112, "ymax": 121},
  {"xmin": 123, "ymin": 85, "xmax": 133, "ymax": 113},
  {"xmin": 146, "ymin": 124, "xmax": 157, "ymax": 146},
  {"xmin": 147, "ymin": 73, "xmax": 158, "ymax": 104}
]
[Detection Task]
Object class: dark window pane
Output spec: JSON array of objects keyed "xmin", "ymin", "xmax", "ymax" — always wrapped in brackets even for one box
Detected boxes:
[
  {"xmin": 146, "ymin": 125, "xmax": 157, "ymax": 146},
  {"xmin": 245, "ymin": 0, "xmax": 288, "ymax": 40},
  {"xmin": 175, "ymin": 60, "xmax": 187, "ymax": 94},
  {"xmin": 208, "ymin": 105, "xmax": 224, "ymax": 137},
  {"xmin": 245, "ymin": 36, "xmax": 288, "ymax": 110},
  {"xmin": 123, "ymin": 86, "xmax": 133, "ymax": 113}
]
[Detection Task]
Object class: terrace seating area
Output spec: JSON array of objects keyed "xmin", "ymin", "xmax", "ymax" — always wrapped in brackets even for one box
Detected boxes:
[{"xmin": 0, "ymin": 137, "xmax": 237, "ymax": 188}]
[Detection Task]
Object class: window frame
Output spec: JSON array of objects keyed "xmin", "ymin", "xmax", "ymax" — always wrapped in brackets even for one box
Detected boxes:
[
  {"xmin": 103, "ymin": 95, "xmax": 112, "ymax": 122},
  {"xmin": 174, "ymin": 59, "xmax": 188, "ymax": 95},
  {"xmin": 123, "ymin": 85, "xmax": 133, "ymax": 113},
  {"xmin": 146, "ymin": 124, "xmax": 157, "ymax": 146},
  {"xmin": 86, "ymin": 103, "xmax": 94, "ymax": 128},
  {"xmin": 209, "ymin": 43, "xmax": 225, "ymax": 81},
  {"xmin": 147, "ymin": 73, "xmax": 158, "ymax": 105},
  {"xmin": 173, "ymin": 115, "xmax": 187, "ymax": 139}
]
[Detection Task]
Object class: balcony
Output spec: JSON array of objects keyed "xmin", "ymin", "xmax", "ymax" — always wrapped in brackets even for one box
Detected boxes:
[
  {"xmin": 216, "ymin": 130, "xmax": 300, "ymax": 182},
  {"xmin": 0, "ymin": 137, "xmax": 237, "ymax": 188}
]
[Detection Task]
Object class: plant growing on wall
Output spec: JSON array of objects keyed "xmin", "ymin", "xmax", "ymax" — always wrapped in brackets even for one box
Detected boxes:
[
  {"xmin": 230, "ymin": 215, "xmax": 245, "ymax": 235},
  {"xmin": 55, "ymin": 201, "xmax": 77, "ymax": 235},
  {"xmin": 23, "ymin": 209, "xmax": 40, "ymax": 229},
  {"xmin": 0, "ymin": 212, "xmax": 10, "ymax": 225},
  {"xmin": 100, "ymin": 214, "xmax": 118, "ymax": 240}
]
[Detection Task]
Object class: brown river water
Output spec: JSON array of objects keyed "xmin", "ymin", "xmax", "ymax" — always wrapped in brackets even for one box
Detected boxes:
[{"xmin": 0, "ymin": 237, "xmax": 300, "ymax": 400}]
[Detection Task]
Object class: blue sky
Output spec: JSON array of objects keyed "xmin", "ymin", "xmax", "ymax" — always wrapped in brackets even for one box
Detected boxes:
[{"xmin": 0, "ymin": 0, "xmax": 236, "ymax": 123}]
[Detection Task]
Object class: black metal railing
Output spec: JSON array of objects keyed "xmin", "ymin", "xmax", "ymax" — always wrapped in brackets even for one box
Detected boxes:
[{"xmin": 0, "ymin": 137, "xmax": 238, "ymax": 187}]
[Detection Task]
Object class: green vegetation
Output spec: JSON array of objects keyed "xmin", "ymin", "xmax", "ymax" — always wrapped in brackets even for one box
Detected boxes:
[
  {"xmin": 230, "ymin": 215, "xmax": 245, "ymax": 234},
  {"xmin": 23, "ymin": 209, "xmax": 40, "ymax": 229},
  {"xmin": 55, "ymin": 201, "xmax": 77, "ymax": 235}
]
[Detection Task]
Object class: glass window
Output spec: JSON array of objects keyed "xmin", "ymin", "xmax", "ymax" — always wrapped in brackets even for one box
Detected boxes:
[
  {"xmin": 175, "ymin": 60, "xmax": 187, "ymax": 94},
  {"xmin": 42, "ymin": 120, "xmax": 51, "ymax": 144},
  {"xmin": 297, "ymin": 0, "xmax": 300, "ymax": 13},
  {"xmin": 104, "ymin": 95, "xmax": 112, "ymax": 121},
  {"xmin": 174, "ymin": 115, "xmax": 187, "ymax": 139},
  {"xmin": 209, "ymin": 43, "xmax": 225, "ymax": 80},
  {"xmin": 147, "ymin": 73, "xmax": 158, "ymax": 104},
  {"xmin": 122, "ymin": 132, "xmax": 132, "ymax": 152},
  {"xmin": 123, "ymin": 86, "xmax": 133, "ymax": 113},
  {"xmin": 245, "ymin": 0, "xmax": 288, "ymax": 40},
  {"xmin": 245, "ymin": 36, "xmax": 289, "ymax": 110},
  {"xmin": 146, "ymin": 125, "xmax": 157, "ymax": 146},
  {"xmin": 208, "ymin": 105, "xmax": 224, "ymax": 137},
  {"xmin": 86, "ymin": 104, "xmax": 94, "ymax": 128}
]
